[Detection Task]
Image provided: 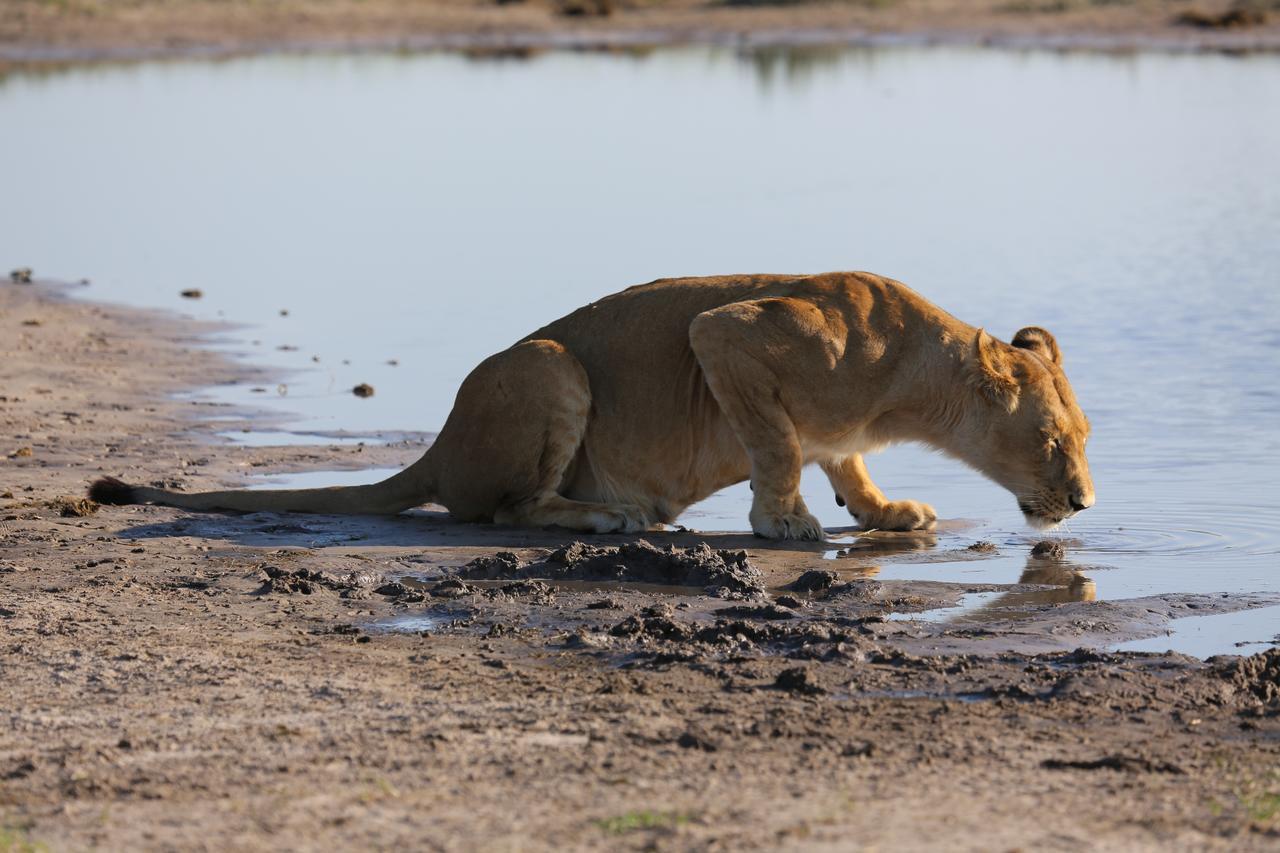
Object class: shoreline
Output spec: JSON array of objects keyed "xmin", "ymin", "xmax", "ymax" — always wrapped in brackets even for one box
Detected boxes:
[
  {"xmin": 3, "ymin": 1, "xmax": 1280, "ymax": 74},
  {"xmin": 4, "ymin": 26, "xmax": 1278, "ymax": 64},
  {"xmin": 3, "ymin": 277, "xmax": 1280, "ymax": 848}
]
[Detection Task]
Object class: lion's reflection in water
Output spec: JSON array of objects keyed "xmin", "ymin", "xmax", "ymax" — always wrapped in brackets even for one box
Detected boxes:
[{"xmin": 919, "ymin": 556, "xmax": 1097, "ymax": 625}]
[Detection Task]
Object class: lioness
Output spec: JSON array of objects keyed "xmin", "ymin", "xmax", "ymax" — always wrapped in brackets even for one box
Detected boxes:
[{"xmin": 90, "ymin": 272, "xmax": 1094, "ymax": 540}]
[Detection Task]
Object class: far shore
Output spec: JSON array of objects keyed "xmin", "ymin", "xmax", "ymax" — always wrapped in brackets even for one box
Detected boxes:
[{"xmin": 3, "ymin": 0, "xmax": 1280, "ymax": 73}]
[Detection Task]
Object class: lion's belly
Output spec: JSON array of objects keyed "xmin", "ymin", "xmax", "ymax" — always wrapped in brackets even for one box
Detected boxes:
[
  {"xmin": 565, "ymin": 397, "xmax": 750, "ymax": 524},
  {"xmin": 800, "ymin": 429, "xmax": 890, "ymax": 465}
]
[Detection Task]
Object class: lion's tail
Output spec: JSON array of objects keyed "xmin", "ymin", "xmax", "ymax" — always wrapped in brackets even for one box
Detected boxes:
[{"xmin": 89, "ymin": 446, "xmax": 438, "ymax": 516}]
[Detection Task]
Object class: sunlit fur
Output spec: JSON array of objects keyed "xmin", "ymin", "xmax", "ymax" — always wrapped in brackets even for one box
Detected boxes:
[
  {"xmin": 89, "ymin": 272, "xmax": 1094, "ymax": 539},
  {"xmin": 955, "ymin": 327, "xmax": 1095, "ymax": 529}
]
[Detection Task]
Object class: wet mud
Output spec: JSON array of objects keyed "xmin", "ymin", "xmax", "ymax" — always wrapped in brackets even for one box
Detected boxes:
[{"xmin": 455, "ymin": 540, "xmax": 765, "ymax": 598}]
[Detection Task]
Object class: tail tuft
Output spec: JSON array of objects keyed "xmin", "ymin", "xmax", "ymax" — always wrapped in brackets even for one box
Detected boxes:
[{"xmin": 89, "ymin": 476, "xmax": 137, "ymax": 506}]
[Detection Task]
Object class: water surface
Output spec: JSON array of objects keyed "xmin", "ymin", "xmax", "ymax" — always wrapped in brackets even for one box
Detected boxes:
[{"xmin": 3, "ymin": 47, "xmax": 1278, "ymax": 651}]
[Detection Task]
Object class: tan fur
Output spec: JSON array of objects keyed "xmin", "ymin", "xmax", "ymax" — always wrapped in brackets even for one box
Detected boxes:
[{"xmin": 91, "ymin": 272, "xmax": 1095, "ymax": 539}]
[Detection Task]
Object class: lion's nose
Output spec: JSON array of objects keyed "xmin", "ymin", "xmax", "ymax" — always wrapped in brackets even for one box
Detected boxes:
[{"xmin": 1069, "ymin": 493, "xmax": 1093, "ymax": 512}]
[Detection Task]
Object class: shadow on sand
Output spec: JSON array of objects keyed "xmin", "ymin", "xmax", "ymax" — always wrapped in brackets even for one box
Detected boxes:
[{"xmin": 106, "ymin": 506, "xmax": 963, "ymax": 566}]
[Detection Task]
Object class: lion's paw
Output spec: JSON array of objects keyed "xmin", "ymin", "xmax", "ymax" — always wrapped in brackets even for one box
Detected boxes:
[
  {"xmin": 855, "ymin": 499, "xmax": 936, "ymax": 532},
  {"xmin": 750, "ymin": 508, "xmax": 826, "ymax": 541},
  {"xmin": 593, "ymin": 504, "xmax": 649, "ymax": 534}
]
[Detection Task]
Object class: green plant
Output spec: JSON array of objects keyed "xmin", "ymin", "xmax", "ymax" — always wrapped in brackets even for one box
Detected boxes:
[
  {"xmin": 0, "ymin": 823, "xmax": 47, "ymax": 853},
  {"xmin": 594, "ymin": 810, "xmax": 693, "ymax": 834}
]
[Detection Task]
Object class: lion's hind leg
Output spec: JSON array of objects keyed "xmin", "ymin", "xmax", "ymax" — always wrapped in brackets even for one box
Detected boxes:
[
  {"xmin": 494, "ymin": 494, "xmax": 648, "ymax": 534},
  {"xmin": 433, "ymin": 339, "xmax": 649, "ymax": 534}
]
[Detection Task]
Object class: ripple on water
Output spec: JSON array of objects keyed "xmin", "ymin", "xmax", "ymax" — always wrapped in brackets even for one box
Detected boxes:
[{"xmin": 1071, "ymin": 498, "xmax": 1280, "ymax": 560}]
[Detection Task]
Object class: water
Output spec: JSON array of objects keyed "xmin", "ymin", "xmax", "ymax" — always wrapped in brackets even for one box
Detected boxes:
[
  {"xmin": 886, "ymin": 592, "xmax": 1005, "ymax": 623},
  {"xmin": 218, "ymin": 430, "xmax": 381, "ymax": 447},
  {"xmin": 248, "ymin": 468, "xmax": 401, "ymax": 490},
  {"xmin": 3, "ymin": 47, "xmax": 1279, "ymax": 651},
  {"xmin": 366, "ymin": 614, "xmax": 445, "ymax": 634},
  {"xmin": 1114, "ymin": 605, "xmax": 1280, "ymax": 658}
]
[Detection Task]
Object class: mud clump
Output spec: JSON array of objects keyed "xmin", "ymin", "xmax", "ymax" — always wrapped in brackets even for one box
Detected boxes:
[
  {"xmin": 372, "ymin": 581, "xmax": 427, "ymax": 602},
  {"xmin": 610, "ymin": 614, "xmax": 692, "ymax": 642},
  {"xmin": 1218, "ymin": 648, "xmax": 1280, "ymax": 707},
  {"xmin": 262, "ymin": 565, "xmax": 327, "ymax": 594},
  {"xmin": 789, "ymin": 569, "xmax": 838, "ymax": 593},
  {"xmin": 717, "ymin": 603, "xmax": 797, "ymax": 621},
  {"xmin": 827, "ymin": 579, "xmax": 884, "ymax": 602},
  {"xmin": 487, "ymin": 580, "xmax": 555, "ymax": 604},
  {"xmin": 967, "ymin": 541, "xmax": 998, "ymax": 553},
  {"xmin": 1042, "ymin": 755, "xmax": 1185, "ymax": 775},
  {"xmin": 1031, "ymin": 540, "xmax": 1066, "ymax": 560},
  {"xmin": 1175, "ymin": 6, "xmax": 1266, "ymax": 28},
  {"xmin": 259, "ymin": 564, "xmax": 380, "ymax": 597},
  {"xmin": 49, "ymin": 496, "xmax": 100, "ymax": 517},
  {"xmin": 3, "ymin": 759, "xmax": 37, "ymax": 780},
  {"xmin": 558, "ymin": 0, "xmax": 613, "ymax": 17},
  {"xmin": 774, "ymin": 667, "xmax": 825, "ymax": 695},
  {"xmin": 676, "ymin": 731, "xmax": 719, "ymax": 752},
  {"xmin": 179, "ymin": 288, "xmax": 203, "ymax": 299},
  {"xmin": 352, "ymin": 383, "xmax": 375, "ymax": 398},
  {"xmin": 429, "ymin": 578, "xmax": 476, "ymax": 599},
  {"xmin": 414, "ymin": 576, "xmax": 552, "ymax": 602},
  {"xmin": 457, "ymin": 540, "xmax": 765, "ymax": 598},
  {"xmin": 611, "ymin": 611, "xmax": 866, "ymax": 662},
  {"xmin": 464, "ymin": 552, "xmax": 524, "ymax": 576}
]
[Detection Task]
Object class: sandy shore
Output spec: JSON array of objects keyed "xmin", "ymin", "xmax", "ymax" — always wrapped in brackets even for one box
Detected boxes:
[
  {"xmin": 2, "ymin": 277, "xmax": 1280, "ymax": 850},
  {"xmin": 2, "ymin": 0, "xmax": 1279, "ymax": 70}
]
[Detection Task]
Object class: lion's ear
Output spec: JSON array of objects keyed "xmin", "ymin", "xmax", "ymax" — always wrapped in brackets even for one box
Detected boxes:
[
  {"xmin": 1011, "ymin": 326, "xmax": 1061, "ymax": 366},
  {"xmin": 971, "ymin": 329, "xmax": 1020, "ymax": 412}
]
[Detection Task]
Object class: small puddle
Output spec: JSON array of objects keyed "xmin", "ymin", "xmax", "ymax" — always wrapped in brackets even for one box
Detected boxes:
[
  {"xmin": 886, "ymin": 592, "xmax": 1005, "ymax": 624},
  {"xmin": 1112, "ymin": 604, "xmax": 1280, "ymax": 659},
  {"xmin": 365, "ymin": 613, "xmax": 447, "ymax": 634}
]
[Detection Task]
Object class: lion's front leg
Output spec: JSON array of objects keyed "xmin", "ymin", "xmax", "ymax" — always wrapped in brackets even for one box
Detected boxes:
[
  {"xmin": 821, "ymin": 454, "xmax": 936, "ymax": 532},
  {"xmin": 689, "ymin": 300, "xmax": 825, "ymax": 541}
]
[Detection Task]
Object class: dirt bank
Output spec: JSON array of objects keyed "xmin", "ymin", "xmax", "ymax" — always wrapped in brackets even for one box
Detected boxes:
[
  {"xmin": 2, "ymin": 0, "xmax": 1280, "ymax": 70},
  {"xmin": 2, "ymin": 277, "xmax": 1279, "ymax": 850}
]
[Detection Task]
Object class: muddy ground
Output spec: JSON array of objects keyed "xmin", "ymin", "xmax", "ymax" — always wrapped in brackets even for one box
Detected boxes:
[
  {"xmin": 2, "ymin": 278, "xmax": 1279, "ymax": 851},
  {"xmin": 3, "ymin": 0, "xmax": 1280, "ymax": 70}
]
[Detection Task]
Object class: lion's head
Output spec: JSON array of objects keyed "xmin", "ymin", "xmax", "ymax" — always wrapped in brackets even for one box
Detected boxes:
[{"xmin": 968, "ymin": 326, "xmax": 1095, "ymax": 529}]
